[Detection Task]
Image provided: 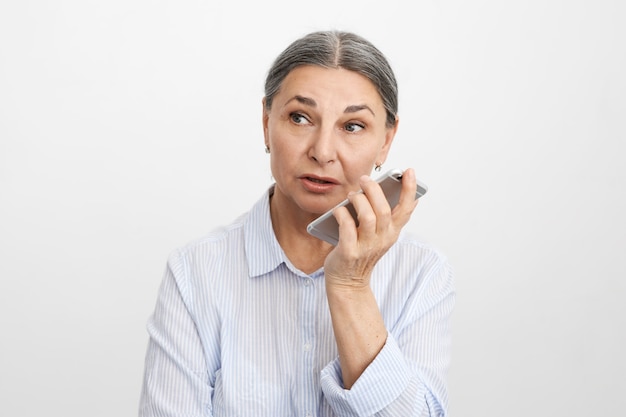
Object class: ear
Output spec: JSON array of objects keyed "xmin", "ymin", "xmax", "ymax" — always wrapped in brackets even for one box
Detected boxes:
[
  {"xmin": 376, "ymin": 116, "xmax": 399, "ymax": 165},
  {"xmin": 262, "ymin": 97, "xmax": 270, "ymax": 149}
]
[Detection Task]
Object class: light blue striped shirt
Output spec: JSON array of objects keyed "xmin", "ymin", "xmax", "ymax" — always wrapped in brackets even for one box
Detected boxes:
[{"xmin": 139, "ymin": 187, "xmax": 455, "ymax": 417}]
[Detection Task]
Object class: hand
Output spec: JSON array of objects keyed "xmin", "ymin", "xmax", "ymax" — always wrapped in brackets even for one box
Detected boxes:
[{"xmin": 323, "ymin": 168, "xmax": 419, "ymax": 291}]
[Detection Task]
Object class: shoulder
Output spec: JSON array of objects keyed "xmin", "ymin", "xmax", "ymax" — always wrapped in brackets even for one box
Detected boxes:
[
  {"xmin": 373, "ymin": 232, "xmax": 455, "ymax": 318},
  {"xmin": 159, "ymin": 211, "xmax": 254, "ymax": 312},
  {"xmin": 167, "ymin": 211, "xmax": 250, "ymax": 274},
  {"xmin": 389, "ymin": 231, "xmax": 451, "ymax": 271},
  {"xmin": 377, "ymin": 231, "xmax": 454, "ymax": 295}
]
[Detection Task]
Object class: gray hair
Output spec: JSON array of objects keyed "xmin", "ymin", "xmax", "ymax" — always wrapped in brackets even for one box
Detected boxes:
[{"xmin": 264, "ymin": 31, "xmax": 398, "ymax": 128}]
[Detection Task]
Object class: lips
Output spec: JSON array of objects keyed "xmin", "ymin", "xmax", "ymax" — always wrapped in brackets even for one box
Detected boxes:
[
  {"xmin": 301, "ymin": 175, "xmax": 339, "ymax": 184},
  {"xmin": 299, "ymin": 174, "xmax": 339, "ymax": 193},
  {"xmin": 306, "ymin": 177, "xmax": 332, "ymax": 184}
]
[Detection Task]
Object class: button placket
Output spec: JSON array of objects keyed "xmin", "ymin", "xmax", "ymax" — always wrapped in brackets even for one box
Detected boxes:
[{"xmin": 299, "ymin": 275, "xmax": 317, "ymax": 416}]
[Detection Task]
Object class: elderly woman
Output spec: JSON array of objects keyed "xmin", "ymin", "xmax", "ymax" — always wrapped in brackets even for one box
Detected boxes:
[{"xmin": 139, "ymin": 30, "xmax": 455, "ymax": 417}]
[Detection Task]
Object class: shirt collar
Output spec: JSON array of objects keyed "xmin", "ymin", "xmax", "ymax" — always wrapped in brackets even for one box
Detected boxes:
[{"xmin": 244, "ymin": 185, "xmax": 288, "ymax": 278}]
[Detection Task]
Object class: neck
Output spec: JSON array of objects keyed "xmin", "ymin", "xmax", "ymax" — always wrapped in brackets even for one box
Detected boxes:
[{"xmin": 269, "ymin": 190, "xmax": 334, "ymax": 274}]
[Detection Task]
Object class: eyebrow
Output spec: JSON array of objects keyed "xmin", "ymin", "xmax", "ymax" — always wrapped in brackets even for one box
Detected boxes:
[
  {"xmin": 344, "ymin": 104, "xmax": 375, "ymax": 117},
  {"xmin": 285, "ymin": 95, "xmax": 376, "ymax": 117}
]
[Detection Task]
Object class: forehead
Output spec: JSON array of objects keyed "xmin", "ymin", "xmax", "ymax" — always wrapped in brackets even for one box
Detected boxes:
[{"xmin": 277, "ymin": 65, "xmax": 384, "ymax": 109}]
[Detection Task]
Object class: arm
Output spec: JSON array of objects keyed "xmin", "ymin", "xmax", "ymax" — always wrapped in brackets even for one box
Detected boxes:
[
  {"xmin": 321, "ymin": 169, "xmax": 455, "ymax": 416},
  {"xmin": 321, "ymin": 251, "xmax": 455, "ymax": 417},
  {"xmin": 139, "ymin": 251, "xmax": 214, "ymax": 417},
  {"xmin": 323, "ymin": 169, "xmax": 419, "ymax": 388}
]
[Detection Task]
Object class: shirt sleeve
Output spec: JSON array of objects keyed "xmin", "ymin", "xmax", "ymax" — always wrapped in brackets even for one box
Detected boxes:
[
  {"xmin": 139, "ymin": 250, "xmax": 214, "ymax": 417},
  {"xmin": 320, "ymin": 254, "xmax": 455, "ymax": 417}
]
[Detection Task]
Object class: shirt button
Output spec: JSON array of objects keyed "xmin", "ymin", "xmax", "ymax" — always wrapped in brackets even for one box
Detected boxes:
[
  {"xmin": 304, "ymin": 279, "xmax": 312, "ymax": 286},
  {"xmin": 304, "ymin": 342, "xmax": 312, "ymax": 352}
]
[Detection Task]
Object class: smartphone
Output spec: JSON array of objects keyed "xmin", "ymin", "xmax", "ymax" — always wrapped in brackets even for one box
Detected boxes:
[{"xmin": 306, "ymin": 168, "xmax": 428, "ymax": 245}]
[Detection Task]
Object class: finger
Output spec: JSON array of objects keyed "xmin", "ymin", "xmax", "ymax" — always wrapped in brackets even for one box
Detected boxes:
[
  {"xmin": 332, "ymin": 199, "xmax": 358, "ymax": 246},
  {"xmin": 358, "ymin": 175, "xmax": 392, "ymax": 233},
  {"xmin": 393, "ymin": 168, "xmax": 419, "ymax": 226},
  {"xmin": 347, "ymin": 190, "xmax": 379, "ymax": 241}
]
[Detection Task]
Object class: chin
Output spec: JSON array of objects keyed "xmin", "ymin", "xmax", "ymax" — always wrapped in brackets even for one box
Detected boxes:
[{"xmin": 296, "ymin": 194, "xmax": 341, "ymax": 217}]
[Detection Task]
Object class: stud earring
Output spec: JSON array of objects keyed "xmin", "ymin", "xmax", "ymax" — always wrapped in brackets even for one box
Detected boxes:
[
  {"xmin": 374, "ymin": 163, "xmax": 382, "ymax": 172},
  {"xmin": 265, "ymin": 146, "xmax": 270, "ymax": 154}
]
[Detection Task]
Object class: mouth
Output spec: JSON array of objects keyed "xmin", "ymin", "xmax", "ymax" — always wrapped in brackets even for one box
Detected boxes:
[
  {"xmin": 301, "ymin": 175, "xmax": 339, "ymax": 185},
  {"xmin": 299, "ymin": 174, "xmax": 340, "ymax": 193},
  {"xmin": 306, "ymin": 177, "xmax": 332, "ymax": 184}
]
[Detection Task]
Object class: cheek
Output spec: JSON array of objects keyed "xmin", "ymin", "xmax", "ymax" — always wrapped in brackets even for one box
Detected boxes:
[
  {"xmin": 343, "ymin": 159, "xmax": 375, "ymax": 181},
  {"xmin": 267, "ymin": 122, "xmax": 291, "ymax": 148},
  {"xmin": 345, "ymin": 146, "xmax": 381, "ymax": 167},
  {"xmin": 270, "ymin": 130, "xmax": 308, "ymax": 158}
]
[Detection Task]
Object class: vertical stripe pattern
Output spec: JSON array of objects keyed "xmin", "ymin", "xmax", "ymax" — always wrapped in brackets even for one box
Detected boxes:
[{"xmin": 139, "ymin": 188, "xmax": 455, "ymax": 417}]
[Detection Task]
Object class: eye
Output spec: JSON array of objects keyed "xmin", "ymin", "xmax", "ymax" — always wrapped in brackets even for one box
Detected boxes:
[
  {"xmin": 289, "ymin": 112, "xmax": 310, "ymax": 125},
  {"xmin": 344, "ymin": 122, "xmax": 365, "ymax": 133}
]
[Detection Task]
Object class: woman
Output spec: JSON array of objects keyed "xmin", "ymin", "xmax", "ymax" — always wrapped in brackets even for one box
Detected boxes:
[{"xmin": 139, "ymin": 30, "xmax": 455, "ymax": 417}]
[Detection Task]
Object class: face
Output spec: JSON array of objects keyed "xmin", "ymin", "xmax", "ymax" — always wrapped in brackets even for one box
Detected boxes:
[{"xmin": 263, "ymin": 65, "xmax": 398, "ymax": 219}]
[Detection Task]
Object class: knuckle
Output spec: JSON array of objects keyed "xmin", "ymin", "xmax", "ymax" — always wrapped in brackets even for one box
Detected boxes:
[
  {"xmin": 379, "ymin": 206, "xmax": 392, "ymax": 218},
  {"xmin": 357, "ymin": 212, "xmax": 376, "ymax": 227}
]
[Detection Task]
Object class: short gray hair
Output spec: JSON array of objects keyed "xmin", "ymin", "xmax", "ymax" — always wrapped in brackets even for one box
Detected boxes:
[{"xmin": 264, "ymin": 31, "xmax": 398, "ymax": 128}]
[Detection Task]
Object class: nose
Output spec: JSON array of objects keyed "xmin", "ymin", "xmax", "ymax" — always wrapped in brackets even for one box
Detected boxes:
[{"xmin": 308, "ymin": 126, "xmax": 336, "ymax": 165}]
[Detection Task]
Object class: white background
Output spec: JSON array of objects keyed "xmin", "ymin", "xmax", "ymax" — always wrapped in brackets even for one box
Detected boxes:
[{"xmin": 1, "ymin": 1, "xmax": 624, "ymax": 416}]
